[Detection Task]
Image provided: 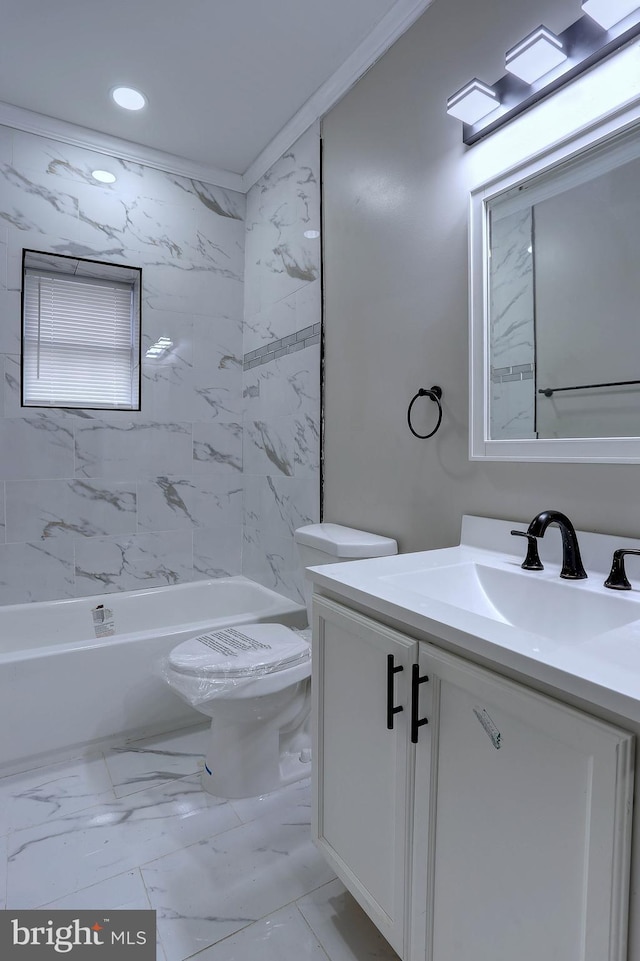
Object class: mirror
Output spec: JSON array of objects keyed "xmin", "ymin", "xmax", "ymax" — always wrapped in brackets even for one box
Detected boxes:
[{"xmin": 470, "ymin": 108, "xmax": 640, "ymax": 463}]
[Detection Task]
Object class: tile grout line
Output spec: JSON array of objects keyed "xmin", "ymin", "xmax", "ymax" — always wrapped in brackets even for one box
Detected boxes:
[{"xmin": 173, "ymin": 876, "xmax": 340, "ymax": 961}]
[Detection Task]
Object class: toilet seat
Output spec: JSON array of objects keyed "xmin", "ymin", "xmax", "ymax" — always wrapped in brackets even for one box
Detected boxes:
[{"xmin": 168, "ymin": 623, "xmax": 310, "ymax": 679}]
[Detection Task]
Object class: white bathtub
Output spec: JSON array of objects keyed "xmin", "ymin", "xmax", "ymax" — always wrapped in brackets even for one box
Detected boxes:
[{"xmin": 0, "ymin": 577, "xmax": 306, "ymax": 775}]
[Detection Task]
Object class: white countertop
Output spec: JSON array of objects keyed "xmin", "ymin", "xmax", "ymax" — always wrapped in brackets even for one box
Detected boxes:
[{"xmin": 307, "ymin": 515, "xmax": 640, "ymax": 725}]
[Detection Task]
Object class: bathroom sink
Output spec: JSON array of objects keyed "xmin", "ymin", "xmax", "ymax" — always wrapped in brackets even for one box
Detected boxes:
[{"xmin": 382, "ymin": 562, "xmax": 640, "ymax": 644}]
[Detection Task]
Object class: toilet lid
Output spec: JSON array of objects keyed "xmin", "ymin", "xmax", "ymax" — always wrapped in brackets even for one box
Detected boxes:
[{"xmin": 168, "ymin": 623, "xmax": 311, "ymax": 678}]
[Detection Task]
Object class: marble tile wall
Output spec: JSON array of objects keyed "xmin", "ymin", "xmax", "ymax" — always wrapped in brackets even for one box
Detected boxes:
[
  {"xmin": 0, "ymin": 125, "xmax": 246, "ymax": 603},
  {"xmin": 243, "ymin": 125, "xmax": 322, "ymax": 603},
  {"xmin": 489, "ymin": 207, "xmax": 536, "ymax": 440}
]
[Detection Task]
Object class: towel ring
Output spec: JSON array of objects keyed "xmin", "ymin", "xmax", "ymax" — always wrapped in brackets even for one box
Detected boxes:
[{"xmin": 407, "ymin": 386, "xmax": 443, "ymax": 439}]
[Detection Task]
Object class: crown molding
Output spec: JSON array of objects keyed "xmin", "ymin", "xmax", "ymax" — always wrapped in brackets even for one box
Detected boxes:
[
  {"xmin": 0, "ymin": 100, "xmax": 244, "ymax": 192},
  {"xmin": 241, "ymin": 0, "xmax": 436, "ymax": 189},
  {"xmin": 0, "ymin": 0, "xmax": 435, "ymax": 195}
]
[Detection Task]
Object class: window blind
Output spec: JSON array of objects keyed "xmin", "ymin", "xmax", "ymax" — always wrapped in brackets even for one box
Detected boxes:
[{"xmin": 22, "ymin": 268, "xmax": 140, "ymax": 409}]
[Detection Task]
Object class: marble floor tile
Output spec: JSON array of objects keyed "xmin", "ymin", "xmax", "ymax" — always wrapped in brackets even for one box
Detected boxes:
[
  {"xmin": 40, "ymin": 868, "xmax": 151, "ymax": 911},
  {"xmin": 6, "ymin": 774, "xmax": 240, "ymax": 908},
  {"xmin": 104, "ymin": 725, "xmax": 208, "ymax": 798},
  {"xmin": 0, "ymin": 753, "xmax": 116, "ymax": 835},
  {"xmin": 297, "ymin": 879, "xmax": 400, "ymax": 961},
  {"xmin": 189, "ymin": 903, "xmax": 328, "ymax": 961},
  {"xmin": 141, "ymin": 783, "xmax": 335, "ymax": 961},
  {"xmin": 228, "ymin": 775, "xmax": 311, "ymax": 825},
  {"xmin": 0, "ymin": 727, "xmax": 395, "ymax": 961},
  {"xmin": 39, "ymin": 869, "xmax": 169, "ymax": 961}
]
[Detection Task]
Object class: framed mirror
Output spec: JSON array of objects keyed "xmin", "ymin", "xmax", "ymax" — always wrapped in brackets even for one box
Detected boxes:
[{"xmin": 470, "ymin": 100, "xmax": 640, "ymax": 462}]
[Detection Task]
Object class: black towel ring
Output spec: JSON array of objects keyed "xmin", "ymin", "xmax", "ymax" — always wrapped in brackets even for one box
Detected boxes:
[{"xmin": 407, "ymin": 385, "xmax": 443, "ymax": 439}]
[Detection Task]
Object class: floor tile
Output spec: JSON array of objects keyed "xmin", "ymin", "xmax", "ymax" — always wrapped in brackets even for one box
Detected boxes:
[
  {"xmin": 297, "ymin": 879, "xmax": 400, "ymax": 961},
  {"xmin": 141, "ymin": 786, "xmax": 335, "ymax": 961},
  {"xmin": 229, "ymin": 776, "xmax": 311, "ymax": 825},
  {"xmin": 0, "ymin": 726, "xmax": 381, "ymax": 961},
  {"xmin": 39, "ymin": 868, "xmax": 152, "ymax": 911},
  {"xmin": 39, "ymin": 869, "xmax": 166, "ymax": 961},
  {"xmin": 190, "ymin": 904, "xmax": 328, "ymax": 961},
  {"xmin": 104, "ymin": 725, "xmax": 208, "ymax": 798},
  {"xmin": 0, "ymin": 754, "xmax": 116, "ymax": 835},
  {"xmin": 6, "ymin": 774, "xmax": 240, "ymax": 909}
]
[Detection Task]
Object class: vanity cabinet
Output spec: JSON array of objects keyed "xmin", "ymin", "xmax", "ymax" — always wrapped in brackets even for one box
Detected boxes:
[
  {"xmin": 311, "ymin": 595, "xmax": 418, "ymax": 955},
  {"xmin": 312, "ymin": 596, "xmax": 634, "ymax": 961}
]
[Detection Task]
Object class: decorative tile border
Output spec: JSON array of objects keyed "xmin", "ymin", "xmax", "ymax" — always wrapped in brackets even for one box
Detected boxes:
[
  {"xmin": 243, "ymin": 324, "xmax": 321, "ymax": 370},
  {"xmin": 491, "ymin": 363, "xmax": 534, "ymax": 384}
]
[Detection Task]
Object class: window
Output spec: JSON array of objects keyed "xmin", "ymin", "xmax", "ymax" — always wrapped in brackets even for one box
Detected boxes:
[{"xmin": 22, "ymin": 250, "xmax": 141, "ymax": 410}]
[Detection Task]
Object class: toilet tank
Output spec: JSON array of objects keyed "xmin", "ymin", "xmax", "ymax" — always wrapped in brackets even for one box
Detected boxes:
[{"xmin": 294, "ymin": 523, "xmax": 398, "ymax": 621}]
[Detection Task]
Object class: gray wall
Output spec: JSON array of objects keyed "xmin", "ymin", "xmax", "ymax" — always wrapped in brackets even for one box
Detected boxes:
[{"xmin": 321, "ymin": 0, "xmax": 640, "ymax": 550}]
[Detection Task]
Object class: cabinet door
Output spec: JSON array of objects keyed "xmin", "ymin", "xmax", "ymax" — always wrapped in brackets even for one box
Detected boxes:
[
  {"xmin": 421, "ymin": 644, "xmax": 634, "ymax": 961},
  {"xmin": 312, "ymin": 597, "xmax": 420, "ymax": 957}
]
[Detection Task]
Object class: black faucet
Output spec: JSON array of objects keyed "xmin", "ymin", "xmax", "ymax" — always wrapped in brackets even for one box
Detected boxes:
[{"xmin": 526, "ymin": 510, "xmax": 587, "ymax": 580}]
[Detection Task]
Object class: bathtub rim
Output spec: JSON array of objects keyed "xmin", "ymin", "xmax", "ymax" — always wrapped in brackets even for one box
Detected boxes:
[
  {"xmin": 0, "ymin": 575, "xmax": 307, "ymax": 778},
  {"xmin": 0, "ymin": 575, "xmax": 306, "ymax": 662}
]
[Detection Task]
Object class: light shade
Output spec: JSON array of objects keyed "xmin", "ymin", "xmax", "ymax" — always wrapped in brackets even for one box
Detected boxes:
[
  {"xmin": 111, "ymin": 86, "xmax": 146, "ymax": 110},
  {"xmin": 505, "ymin": 26, "xmax": 567, "ymax": 84},
  {"xmin": 304, "ymin": 229, "xmax": 320, "ymax": 239},
  {"xmin": 446, "ymin": 79, "xmax": 500, "ymax": 124},
  {"xmin": 582, "ymin": 0, "xmax": 640, "ymax": 29},
  {"xmin": 91, "ymin": 170, "xmax": 116, "ymax": 184}
]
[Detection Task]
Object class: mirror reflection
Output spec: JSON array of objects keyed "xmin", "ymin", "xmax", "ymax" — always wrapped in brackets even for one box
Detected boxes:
[{"xmin": 488, "ymin": 126, "xmax": 640, "ymax": 440}]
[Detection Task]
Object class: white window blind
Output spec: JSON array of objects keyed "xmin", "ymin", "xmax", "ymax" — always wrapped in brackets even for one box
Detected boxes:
[{"xmin": 22, "ymin": 264, "xmax": 140, "ymax": 409}]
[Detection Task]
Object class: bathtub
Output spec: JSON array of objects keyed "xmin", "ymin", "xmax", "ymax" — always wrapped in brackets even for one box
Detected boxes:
[{"xmin": 0, "ymin": 577, "xmax": 306, "ymax": 775}]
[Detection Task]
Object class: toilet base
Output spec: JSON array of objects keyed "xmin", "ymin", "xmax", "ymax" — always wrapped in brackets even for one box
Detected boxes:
[
  {"xmin": 199, "ymin": 681, "xmax": 311, "ymax": 798},
  {"xmin": 201, "ymin": 744, "xmax": 311, "ymax": 798}
]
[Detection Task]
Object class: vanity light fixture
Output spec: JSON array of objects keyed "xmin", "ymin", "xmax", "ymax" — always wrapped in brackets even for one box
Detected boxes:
[
  {"xmin": 448, "ymin": 6, "xmax": 640, "ymax": 145},
  {"xmin": 505, "ymin": 26, "xmax": 567, "ymax": 84},
  {"xmin": 304, "ymin": 229, "xmax": 320, "ymax": 239},
  {"xmin": 111, "ymin": 86, "xmax": 146, "ymax": 111},
  {"xmin": 582, "ymin": 0, "xmax": 640, "ymax": 30},
  {"xmin": 446, "ymin": 79, "xmax": 500, "ymax": 124},
  {"xmin": 91, "ymin": 170, "xmax": 117, "ymax": 184}
]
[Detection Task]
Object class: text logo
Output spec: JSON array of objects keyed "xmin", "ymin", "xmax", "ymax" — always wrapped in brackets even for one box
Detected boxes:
[{"xmin": 0, "ymin": 910, "xmax": 156, "ymax": 959}]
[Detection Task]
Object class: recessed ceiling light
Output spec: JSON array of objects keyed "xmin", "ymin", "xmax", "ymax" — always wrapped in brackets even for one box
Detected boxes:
[
  {"xmin": 582, "ymin": 0, "xmax": 640, "ymax": 29},
  {"xmin": 446, "ymin": 79, "xmax": 500, "ymax": 124},
  {"xmin": 91, "ymin": 170, "xmax": 117, "ymax": 184},
  {"xmin": 505, "ymin": 26, "xmax": 567, "ymax": 85},
  {"xmin": 111, "ymin": 86, "xmax": 146, "ymax": 111},
  {"xmin": 304, "ymin": 229, "xmax": 320, "ymax": 239}
]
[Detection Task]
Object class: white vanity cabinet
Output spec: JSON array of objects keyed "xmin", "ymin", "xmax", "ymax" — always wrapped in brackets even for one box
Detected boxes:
[
  {"xmin": 312, "ymin": 596, "xmax": 634, "ymax": 961},
  {"xmin": 311, "ymin": 595, "xmax": 419, "ymax": 956}
]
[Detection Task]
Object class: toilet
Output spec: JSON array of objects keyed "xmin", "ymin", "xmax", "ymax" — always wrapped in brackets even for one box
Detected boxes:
[{"xmin": 163, "ymin": 523, "xmax": 397, "ymax": 798}]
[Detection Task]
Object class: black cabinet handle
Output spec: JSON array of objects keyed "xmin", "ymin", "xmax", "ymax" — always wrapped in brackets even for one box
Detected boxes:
[
  {"xmin": 411, "ymin": 663, "xmax": 429, "ymax": 743},
  {"xmin": 386, "ymin": 654, "xmax": 404, "ymax": 729}
]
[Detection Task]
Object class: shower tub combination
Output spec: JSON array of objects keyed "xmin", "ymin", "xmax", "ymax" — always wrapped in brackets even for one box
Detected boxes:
[{"xmin": 0, "ymin": 577, "xmax": 306, "ymax": 776}]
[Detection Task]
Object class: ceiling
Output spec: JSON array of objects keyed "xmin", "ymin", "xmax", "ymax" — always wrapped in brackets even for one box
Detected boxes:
[{"xmin": 0, "ymin": 0, "xmax": 432, "ymax": 188}]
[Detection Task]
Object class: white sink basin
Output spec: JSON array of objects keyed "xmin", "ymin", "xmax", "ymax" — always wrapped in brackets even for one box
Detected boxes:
[{"xmin": 382, "ymin": 562, "xmax": 640, "ymax": 644}]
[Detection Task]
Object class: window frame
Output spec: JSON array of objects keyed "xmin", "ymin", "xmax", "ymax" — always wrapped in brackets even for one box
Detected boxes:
[{"xmin": 21, "ymin": 249, "xmax": 142, "ymax": 412}]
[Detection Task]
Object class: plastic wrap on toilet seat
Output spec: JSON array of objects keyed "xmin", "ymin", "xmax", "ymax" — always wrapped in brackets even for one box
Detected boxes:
[{"xmin": 158, "ymin": 623, "xmax": 311, "ymax": 705}]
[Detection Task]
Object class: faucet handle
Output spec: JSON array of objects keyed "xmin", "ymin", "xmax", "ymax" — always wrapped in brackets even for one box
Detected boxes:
[
  {"xmin": 604, "ymin": 549, "xmax": 640, "ymax": 590},
  {"xmin": 511, "ymin": 530, "xmax": 544, "ymax": 571}
]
